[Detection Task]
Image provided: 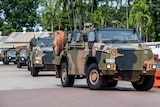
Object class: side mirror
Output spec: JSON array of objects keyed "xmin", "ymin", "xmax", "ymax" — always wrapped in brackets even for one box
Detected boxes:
[{"xmin": 30, "ymin": 38, "xmax": 36, "ymax": 47}]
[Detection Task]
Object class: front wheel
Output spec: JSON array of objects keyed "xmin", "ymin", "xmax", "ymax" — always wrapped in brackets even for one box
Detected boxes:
[
  {"xmin": 27, "ymin": 61, "xmax": 31, "ymax": 71},
  {"xmin": 132, "ymin": 75, "xmax": 154, "ymax": 91},
  {"xmin": 31, "ymin": 65, "xmax": 39, "ymax": 77},
  {"xmin": 60, "ymin": 63, "xmax": 74, "ymax": 87},
  {"xmin": 17, "ymin": 62, "xmax": 21, "ymax": 68},
  {"xmin": 86, "ymin": 63, "xmax": 107, "ymax": 90}
]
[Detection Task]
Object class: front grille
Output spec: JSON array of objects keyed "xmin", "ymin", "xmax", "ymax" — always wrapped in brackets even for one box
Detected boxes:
[
  {"xmin": 115, "ymin": 49, "xmax": 142, "ymax": 71},
  {"xmin": 42, "ymin": 51, "xmax": 54, "ymax": 64},
  {"xmin": 8, "ymin": 56, "xmax": 16, "ymax": 61}
]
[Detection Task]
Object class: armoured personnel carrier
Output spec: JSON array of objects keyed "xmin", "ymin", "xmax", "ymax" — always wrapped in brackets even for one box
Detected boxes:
[
  {"xmin": 2, "ymin": 48, "xmax": 16, "ymax": 64},
  {"xmin": 52, "ymin": 26, "xmax": 157, "ymax": 91},
  {"xmin": 16, "ymin": 46, "xmax": 28, "ymax": 68},
  {"xmin": 28, "ymin": 36, "xmax": 55, "ymax": 77}
]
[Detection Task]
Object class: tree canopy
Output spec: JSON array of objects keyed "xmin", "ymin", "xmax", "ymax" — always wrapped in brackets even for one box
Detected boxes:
[
  {"xmin": 0, "ymin": 0, "xmax": 39, "ymax": 36},
  {"xmin": 0, "ymin": 0, "xmax": 160, "ymax": 42}
]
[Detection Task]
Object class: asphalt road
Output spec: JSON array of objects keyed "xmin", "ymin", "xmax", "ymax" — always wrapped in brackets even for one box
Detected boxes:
[{"xmin": 0, "ymin": 63, "xmax": 160, "ymax": 107}]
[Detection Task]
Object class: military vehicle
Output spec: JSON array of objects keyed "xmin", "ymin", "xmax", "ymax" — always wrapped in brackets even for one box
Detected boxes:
[
  {"xmin": 16, "ymin": 46, "xmax": 28, "ymax": 68},
  {"xmin": 2, "ymin": 48, "xmax": 17, "ymax": 64},
  {"xmin": 28, "ymin": 36, "xmax": 55, "ymax": 77},
  {"xmin": 52, "ymin": 26, "xmax": 157, "ymax": 91},
  {"xmin": 0, "ymin": 48, "xmax": 7, "ymax": 61}
]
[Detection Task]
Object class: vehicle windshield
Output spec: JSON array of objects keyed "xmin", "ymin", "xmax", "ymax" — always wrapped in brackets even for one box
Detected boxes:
[
  {"xmin": 20, "ymin": 50, "xmax": 27, "ymax": 57},
  {"xmin": 7, "ymin": 51, "xmax": 16, "ymax": 56},
  {"xmin": 37, "ymin": 38, "xmax": 52, "ymax": 47},
  {"xmin": 96, "ymin": 30, "xmax": 142, "ymax": 43}
]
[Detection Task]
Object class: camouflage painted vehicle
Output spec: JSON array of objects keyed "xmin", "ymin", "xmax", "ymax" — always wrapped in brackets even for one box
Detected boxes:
[
  {"xmin": 53, "ymin": 27, "xmax": 157, "ymax": 91},
  {"xmin": 2, "ymin": 48, "xmax": 17, "ymax": 64},
  {"xmin": 16, "ymin": 46, "xmax": 28, "ymax": 68},
  {"xmin": 28, "ymin": 36, "xmax": 55, "ymax": 77},
  {"xmin": 0, "ymin": 49, "xmax": 6, "ymax": 61}
]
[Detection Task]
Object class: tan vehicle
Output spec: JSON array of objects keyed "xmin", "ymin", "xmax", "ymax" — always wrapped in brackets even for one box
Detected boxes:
[
  {"xmin": 52, "ymin": 25, "xmax": 157, "ymax": 91},
  {"xmin": 28, "ymin": 37, "xmax": 55, "ymax": 77}
]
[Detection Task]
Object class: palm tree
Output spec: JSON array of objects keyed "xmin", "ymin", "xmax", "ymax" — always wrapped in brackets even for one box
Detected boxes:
[
  {"xmin": 129, "ymin": 0, "xmax": 152, "ymax": 39},
  {"xmin": 40, "ymin": 0, "xmax": 56, "ymax": 32}
]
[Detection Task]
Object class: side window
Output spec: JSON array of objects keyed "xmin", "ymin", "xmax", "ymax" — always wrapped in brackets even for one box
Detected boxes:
[
  {"xmin": 76, "ymin": 33, "xmax": 81, "ymax": 42},
  {"xmin": 68, "ymin": 33, "xmax": 72, "ymax": 43},
  {"xmin": 73, "ymin": 32, "xmax": 77, "ymax": 41},
  {"xmin": 88, "ymin": 32, "xmax": 95, "ymax": 42}
]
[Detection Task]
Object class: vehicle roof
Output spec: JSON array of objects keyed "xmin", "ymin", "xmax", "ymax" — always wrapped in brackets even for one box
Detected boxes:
[
  {"xmin": 96, "ymin": 27, "xmax": 136, "ymax": 31},
  {"xmin": 37, "ymin": 37, "xmax": 52, "ymax": 39}
]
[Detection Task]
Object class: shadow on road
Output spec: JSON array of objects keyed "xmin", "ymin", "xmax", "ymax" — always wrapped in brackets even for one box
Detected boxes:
[{"xmin": 38, "ymin": 74, "xmax": 56, "ymax": 77}]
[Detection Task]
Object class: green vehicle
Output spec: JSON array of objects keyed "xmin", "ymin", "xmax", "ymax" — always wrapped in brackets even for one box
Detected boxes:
[
  {"xmin": 28, "ymin": 37, "xmax": 55, "ymax": 77},
  {"xmin": 3, "ymin": 48, "xmax": 16, "ymax": 64},
  {"xmin": 53, "ymin": 27, "xmax": 157, "ymax": 91},
  {"xmin": 16, "ymin": 46, "xmax": 28, "ymax": 68}
]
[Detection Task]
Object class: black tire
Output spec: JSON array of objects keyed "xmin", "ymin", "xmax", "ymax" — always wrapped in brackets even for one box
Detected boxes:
[
  {"xmin": 132, "ymin": 75, "xmax": 154, "ymax": 91},
  {"xmin": 86, "ymin": 63, "xmax": 107, "ymax": 90},
  {"xmin": 31, "ymin": 65, "xmax": 39, "ymax": 77},
  {"xmin": 107, "ymin": 80, "xmax": 118, "ymax": 87},
  {"xmin": 60, "ymin": 63, "xmax": 74, "ymax": 87},
  {"xmin": 17, "ymin": 62, "xmax": 22, "ymax": 68},
  {"xmin": 3, "ymin": 59, "xmax": 9, "ymax": 64},
  {"xmin": 27, "ymin": 61, "xmax": 31, "ymax": 71}
]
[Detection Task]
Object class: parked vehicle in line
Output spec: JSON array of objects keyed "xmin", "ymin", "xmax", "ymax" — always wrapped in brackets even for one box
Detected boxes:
[
  {"xmin": 28, "ymin": 36, "xmax": 55, "ymax": 77},
  {"xmin": 16, "ymin": 46, "xmax": 28, "ymax": 68},
  {"xmin": 52, "ymin": 24, "xmax": 157, "ymax": 91},
  {"xmin": 2, "ymin": 48, "xmax": 16, "ymax": 64}
]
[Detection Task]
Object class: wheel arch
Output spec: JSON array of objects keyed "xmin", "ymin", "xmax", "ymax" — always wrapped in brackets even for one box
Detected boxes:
[
  {"xmin": 85, "ymin": 56, "xmax": 98, "ymax": 73},
  {"xmin": 56, "ymin": 55, "xmax": 68, "ymax": 78}
]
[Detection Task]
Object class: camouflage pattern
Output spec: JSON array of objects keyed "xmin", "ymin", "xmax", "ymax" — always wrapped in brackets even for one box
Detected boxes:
[
  {"xmin": 0, "ymin": 50, "xmax": 5, "ymax": 61},
  {"xmin": 2, "ymin": 48, "xmax": 16, "ymax": 64},
  {"xmin": 28, "ymin": 36, "xmax": 55, "ymax": 76},
  {"xmin": 53, "ymin": 27, "xmax": 157, "ymax": 90}
]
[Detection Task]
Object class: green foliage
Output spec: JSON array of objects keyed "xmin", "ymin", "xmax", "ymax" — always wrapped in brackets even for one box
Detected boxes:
[
  {"xmin": 0, "ymin": 0, "xmax": 159, "ymax": 42},
  {"xmin": 0, "ymin": 0, "xmax": 39, "ymax": 36}
]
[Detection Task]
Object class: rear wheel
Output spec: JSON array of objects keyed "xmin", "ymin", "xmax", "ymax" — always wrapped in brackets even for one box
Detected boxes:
[
  {"xmin": 60, "ymin": 63, "xmax": 74, "ymax": 87},
  {"xmin": 86, "ymin": 63, "xmax": 107, "ymax": 90},
  {"xmin": 132, "ymin": 75, "xmax": 154, "ymax": 91},
  {"xmin": 31, "ymin": 65, "xmax": 39, "ymax": 77}
]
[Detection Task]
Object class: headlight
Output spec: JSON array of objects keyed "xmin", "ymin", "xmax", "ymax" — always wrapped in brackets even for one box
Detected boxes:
[
  {"xmin": 149, "ymin": 64, "xmax": 157, "ymax": 70},
  {"xmin": 152, "ymin": 64, "xmax": 157, "ymax": 69},
  {"xmin": 21, "ymin": 58, "xmax": 24, "ymax": 60},
  {"xmin": 107, "ymin": 64, "xmax": 111, "ymax": 69}
]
